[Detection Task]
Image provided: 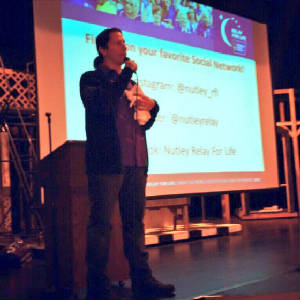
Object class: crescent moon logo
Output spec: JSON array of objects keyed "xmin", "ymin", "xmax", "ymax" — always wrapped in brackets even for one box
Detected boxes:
[{"xmin": 221, "ymin": 18, "xmax": 231, "ymax": 47}]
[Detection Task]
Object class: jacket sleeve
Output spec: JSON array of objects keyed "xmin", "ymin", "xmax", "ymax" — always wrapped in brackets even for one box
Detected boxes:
[
  {"xmin": 142, "ymin": 100, "xmax": 159, "ymax": 130},
  {"xmin": 80, "ymin": 67, "xmax": 133, "ymax": 113}
]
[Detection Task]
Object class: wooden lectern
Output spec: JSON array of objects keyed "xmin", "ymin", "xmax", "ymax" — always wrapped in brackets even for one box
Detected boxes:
[{"xmin": 40, "ymin": 141, "xmax": 129, "ymax": 297}]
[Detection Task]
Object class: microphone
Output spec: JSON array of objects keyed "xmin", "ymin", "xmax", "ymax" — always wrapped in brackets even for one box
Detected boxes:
[{"xmin": 124, "ymin": 57, "xmax": 136, "ymax": 73}]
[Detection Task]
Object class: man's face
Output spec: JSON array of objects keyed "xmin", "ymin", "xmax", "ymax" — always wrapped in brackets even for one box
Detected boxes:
[
  {"xmin": 122, "ymin": 0, "xmax": 140, "ymax": 19},
  {"xmin": 99, "ymin": 31, "xmax": 126, "ymax": 66},
  {"xmin": 162, "ymin": 0, "xmax": 171, "ymax": 8},
  {"xmin": 187, "ymin": 7, "xmax": 195, "ymax": 21}
]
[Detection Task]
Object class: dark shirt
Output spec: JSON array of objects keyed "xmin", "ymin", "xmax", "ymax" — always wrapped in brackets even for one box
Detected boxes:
[
  {"xmin": 80, "ymin": 65, "xmax": 159, "ymax": 174},
  {"xmin": 107, "ymin": 68, "xmax": 149, "ymax": 167},
  {"xmin": 116, "ymin": 83, "xmax": 149, "ymax": 167}
]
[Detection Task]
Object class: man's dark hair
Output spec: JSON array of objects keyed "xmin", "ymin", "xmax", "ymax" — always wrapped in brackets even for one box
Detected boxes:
[{"xmin": 94, "ymin": 27, "xmax": 122, "ymax": 68}]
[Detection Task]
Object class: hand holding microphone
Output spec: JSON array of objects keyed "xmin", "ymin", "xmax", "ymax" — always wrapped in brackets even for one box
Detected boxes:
[{"xmin": 124, "ymin": 57, "xmax": 137, "ymax": 73}]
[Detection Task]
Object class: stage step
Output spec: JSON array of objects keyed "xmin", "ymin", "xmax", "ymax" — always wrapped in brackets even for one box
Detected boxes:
[{"xmin": 145, "ymin": 222, "xmax": 242, "ymax": 246}]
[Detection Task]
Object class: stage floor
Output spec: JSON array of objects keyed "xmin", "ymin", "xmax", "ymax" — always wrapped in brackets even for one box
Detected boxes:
[{"xmin": 0, "ymin": 217, "xmax": 299, "ymax": 300}]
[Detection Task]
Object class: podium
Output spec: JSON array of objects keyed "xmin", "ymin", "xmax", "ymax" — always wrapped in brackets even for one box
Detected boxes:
[{"xmin": 40, "ymin": 141, "xmax": 129, "ymax": 296}]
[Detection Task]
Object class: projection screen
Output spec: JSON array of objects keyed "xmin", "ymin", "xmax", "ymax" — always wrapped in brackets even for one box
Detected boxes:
[{"xmin": 33, "ymin": 0, "xmax": 279, "ymax": 197}]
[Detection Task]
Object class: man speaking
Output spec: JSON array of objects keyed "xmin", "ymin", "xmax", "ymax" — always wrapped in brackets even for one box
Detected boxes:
[{"xmin": 80, "ymin": 28, "xmax": 175, "ymax": 299}]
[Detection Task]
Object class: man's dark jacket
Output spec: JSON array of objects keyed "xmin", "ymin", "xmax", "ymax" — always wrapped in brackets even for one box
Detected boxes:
[{"xmin": 80, "ymin": 66, "xmax": 159, "ymax": 174}]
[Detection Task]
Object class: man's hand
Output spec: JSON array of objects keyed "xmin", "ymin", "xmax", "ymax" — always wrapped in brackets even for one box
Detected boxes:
[
  {"xmin": 135, "ymin": 94, "xmax": 155, "ymax": 111},
  {"xmin": 124, "ymin": 84, "xmax": 156, "ymax": 111},
  {"xmin": 132, "ymin": 85, "xmax": 155, "ymax": 110},
  {"xmin": 125, "ymin": 59, "xmax": 138, "ymax": 72}
]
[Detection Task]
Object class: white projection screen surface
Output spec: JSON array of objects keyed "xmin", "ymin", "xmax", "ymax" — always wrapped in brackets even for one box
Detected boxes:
[{"xmin": 33, "ymin": 0, "xmax": 279, "ymax": 197}]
